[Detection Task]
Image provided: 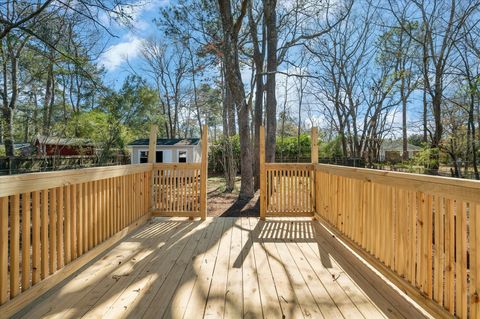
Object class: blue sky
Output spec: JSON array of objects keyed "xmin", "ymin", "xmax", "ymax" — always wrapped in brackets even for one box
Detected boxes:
[
  {"xmin": 95, "ymin": 0, "xmax": 425, "ymax": 138},
  {"xmin": 98, "ymin": 0, "xmax": 170, "ymax": 88}
]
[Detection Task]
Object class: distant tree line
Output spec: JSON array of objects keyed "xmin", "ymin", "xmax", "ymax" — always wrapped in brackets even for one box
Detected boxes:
[{"xmin": 2, "ymin": 0, "xmax": 480, "ymax": 188}]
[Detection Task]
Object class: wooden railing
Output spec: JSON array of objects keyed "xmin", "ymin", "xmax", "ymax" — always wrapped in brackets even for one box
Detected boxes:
[
  {"xmin": 265, "ymin": 163, "xmax": 315, "ymax": 216},
  {"xmin": 259, "ymin": 125, "xmax": 479, "ymax": 318},
  {"xmin": 152, "ymin": 163, "xmax": 203, "ymax": 217},
  {"xmin": 260, "ymin": 126, "xmax": 318, "ymax": 218},
  {"xmin": 314, "ymin": 164, "xmax": 480, "ymax": 319},
  {"xmin": 0, "ymin": 125, "xmax": 209, "ymax": 316},
  {"xmin": 0, "ymin": 164, "xmax": 152, "ymax": 316},
  {"xmin": 148, "ymin": 124, "xmax": 208, "ymax": 219}
]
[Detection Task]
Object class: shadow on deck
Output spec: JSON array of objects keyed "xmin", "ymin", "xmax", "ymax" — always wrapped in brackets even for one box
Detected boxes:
[{"xmin": 13, "ymin": 217, "xmax": 430, "ymax": 319}]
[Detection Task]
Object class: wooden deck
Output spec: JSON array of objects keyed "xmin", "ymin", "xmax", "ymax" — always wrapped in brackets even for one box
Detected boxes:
[{"xmin": 13, "ymin": 217, "xmax": 430, "ymax": 319}]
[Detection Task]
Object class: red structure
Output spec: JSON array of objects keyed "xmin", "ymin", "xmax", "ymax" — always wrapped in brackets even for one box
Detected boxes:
[{"xmin": 35, "ymin": 135, "xmax": 96, "ymax": 156}]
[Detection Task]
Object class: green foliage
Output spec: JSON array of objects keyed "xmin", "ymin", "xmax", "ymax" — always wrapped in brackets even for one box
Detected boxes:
[
  {"xmin": 275, "ymin": 134, "xmax": 312, "ymax": 160},
  {"xmin": 209, "ymin": 135, "xmax": 240, "ymax": 173},
  {"xmin": 62, "ymin": 110, "xmax": 109, "ymax": 142},
  {"xmin": 408, "ymin": 134, "xmax": 425, "ymax": 147},
  {"xmin": 320, "ymin": 136, "xmax": 343, "ymax": 158},
  {"xmin": 411, "ymin": 146, "xmax": 439, "ymax": 168},
  {"xmin": 97, "ymin": 75, "xmax": 162, "ymax": 154}
]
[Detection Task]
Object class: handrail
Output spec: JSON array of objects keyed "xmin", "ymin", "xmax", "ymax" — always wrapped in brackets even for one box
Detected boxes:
[{"xmin": 0, "ymin": 164, "xmax": 153, "ymax": 197}]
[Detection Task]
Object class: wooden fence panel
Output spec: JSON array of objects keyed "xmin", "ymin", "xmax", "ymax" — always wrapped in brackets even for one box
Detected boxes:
[
  {"xmin": 264, "ymin": 163, "xmax": 315, "ymax": 216},
  {"xmin": 315, "ymin": 164, "xmax": 480, "ymax": 319},
  {"xmin": 0, "ymin": 164, "xmax": 151, "ymax": 310},
  {"xmin": 151, "ymin": 163, "xmax": 202, "ymax": 217}
]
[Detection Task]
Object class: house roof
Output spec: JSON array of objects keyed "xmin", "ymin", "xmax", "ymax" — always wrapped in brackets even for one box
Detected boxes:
[
  {"xmin": 381, "ymin": 140, "xmax": 422, "ymax": 152},
  {"xmin": 128, "ymin": 138, "xmax": 200, "ymax": 147},
  {"xmin": 13, "ymin": 143, "xmax": 32, "ymax": 149},
  {"xmin": 35, "ymin": 135, "xmax": 95, "ymax": 147}
]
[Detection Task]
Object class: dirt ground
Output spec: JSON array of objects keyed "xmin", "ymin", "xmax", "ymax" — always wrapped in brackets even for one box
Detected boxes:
[{"xmin": 206, "ymin": 176, "xmax": 260, "ymax": 217}]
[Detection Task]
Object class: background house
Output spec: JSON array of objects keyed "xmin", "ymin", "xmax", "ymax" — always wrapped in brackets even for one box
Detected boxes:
[
  {"xmin": 35, "ymin": 135, "xmax": 96, "ymax": 156},
  {"xmin": 128, "ymin": 138, "xmax": 201, "ymax": 164},
  {"xmin": 379, "ymin": 140, "xmax": 421, "ymax": 162}
]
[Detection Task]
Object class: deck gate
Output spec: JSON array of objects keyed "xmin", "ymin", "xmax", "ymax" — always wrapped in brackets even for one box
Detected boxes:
[
  {"xmin": 150, "ymin": 125, "xmax": 208, "ymax": 219},
  {"xmin": 260, "ymin": 126, "xmax": 318, "ymax": 218}
]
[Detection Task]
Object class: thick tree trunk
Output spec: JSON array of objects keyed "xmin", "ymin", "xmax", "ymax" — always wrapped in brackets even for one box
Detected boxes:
[
  {"xmin": 264, "ymin": 0, "xmax": 277, "ymax": 163},
  {"xmin": 249, "ymin": 0, "xmax": 265, "ymax": 190},
  {"xmin": 221, "ymin": 64, "xmax": 236, "ymax": 192},
  {"xmin": 218, "ymin": 0, "xmax": 254, "ymax": 198},
  {"xmin": 430, "ymin": 87, "xmax": 443, "ymax": 172}
]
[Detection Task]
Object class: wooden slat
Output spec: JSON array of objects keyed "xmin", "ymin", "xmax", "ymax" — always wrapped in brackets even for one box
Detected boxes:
[
  {"xmin": 40, "ymin": 190, "xmax": 48, "ymax": 279},
  {"xmin": 65, "ymin": 185, "xmax": 71, "ymax": 265},
  {"xmin": 0, "ymin": 197, "xmax": 8, "ymax": 303},
  {"xmin": 49, "ymin": 188, "xmax": 57, "ymax": 274},
  {"xmin": 56, "ymin": 187, "xmax": 64, "ymax": 270},
  {"xmin": 31, "ymin": 191, "xmax": 40, "ymax": 286},
  {"xmin": 10, "ymin": 194, "xmax": 20, "ymax": 298},
  {"xmin": 433, "ymin": 195, "xmax": 444, "ymax": 304},
  {"xmin": 70, "ymin": 184, "xmax": 77, "ymax": 261},
  {"xmin": 87, "ymin": 182, "xmax": 93, "ymax": 250},
  {"xmin": 21, "ymin": 192, "xmax": 31, "ymax": 291},
  {"xmin": 77, "ymin": 184, "xmax": 83, "ymax": 256},
  {"xmin": 241, "ymin": 217, "xmax": 263, "ymax": 318},
  {"xmin": 444, "ymin": 198, "xmax": 454, "ymax": 314},
  {"xmin": 456, "ymin": 201, "xmax": 468, "ymax": 318},
  {"xmin": 471, "ymin": 203, "xmax": 480, "ymax": 319}
]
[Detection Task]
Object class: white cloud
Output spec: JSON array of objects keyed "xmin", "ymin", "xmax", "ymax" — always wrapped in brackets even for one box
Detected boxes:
[{"xmin": 99, "ymin": 35, "xmax": 143, "ymax": 71}]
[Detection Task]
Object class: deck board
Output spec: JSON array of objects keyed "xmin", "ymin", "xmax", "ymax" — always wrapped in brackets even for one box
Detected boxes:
[{"xmin": 13, "ymin": 217, "xmax": 430, "ymax": 319}]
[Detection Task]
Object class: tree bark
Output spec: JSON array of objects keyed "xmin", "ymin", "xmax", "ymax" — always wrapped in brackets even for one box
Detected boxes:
[
  {"xmin": 401, "ymin": 79, "xmax": 408, "ymax": 160},
  {"xmin": 221, "ymin": 62, "xmax": 236, "ymax": 192},
  {"xmin": 42, "ymin": 62, "xmax": 54, "ymax": 135},
  {"xmin": 218, "ymin": 0, "xmax": 254, "ymax": 198},
  {"xmin": 249, "ymin": 0, "xmax": 265, "ymax": 190},
  {"xmin": 264, "ymin": 0, "xmax": 277, "ymax": 163}
]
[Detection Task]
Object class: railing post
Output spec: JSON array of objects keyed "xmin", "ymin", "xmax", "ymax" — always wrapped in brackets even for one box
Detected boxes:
[
  {"xmin": 148, "ymin": 125, "xmax": 158, "ymax": 164},
  {"xmin": 311, "ymin": 127, "xmax": 318, "ymax": 218},
  {"xmin": 311, "ymin": 127, "xmax": 318, "ymax": 164},
  {"xmin": 200, "ymin": 125, "xmax": 208, "ymax": 220},
  {"xmin": 148, "ymin": 125, "xmax": 158, "ymax": 213},
  {"xmin": 260, "ymin": 126, "xmax": 266, "ymax": 220}
]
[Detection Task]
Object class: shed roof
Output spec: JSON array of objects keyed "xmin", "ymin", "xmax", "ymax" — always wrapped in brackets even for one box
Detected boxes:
[
  {"xmin": 35, "ymin": 135, "xmax": 95, "ymax": 147},
  {"xmin": 381, "ymin": 140, "xmax": 422, "ymax": 152},
  {"xmin": 128, "ymin": 138, "xmax": 200, "ymax": 146}
]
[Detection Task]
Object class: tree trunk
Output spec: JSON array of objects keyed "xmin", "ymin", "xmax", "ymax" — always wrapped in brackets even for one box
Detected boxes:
[
  {"xmin": 226, "ymin": 84, "xmax": 236, "ymax": 136},
  {"xmin": 42, "ymin": 63, "xmax": 54, "ymax": 135},
  {"xmin": 3, "ymin": 51, "xmax": 19, "ymax": 157},
  {"xmin": 221, "ymin": 63, "xmax": 236, "ymax": 192},
  {"xmin": 3, "ymin": 107, "xmax": 14, "ymax": 156},
  {"xmin": 401, "ymin": 79, "xmax": 408, "ymax": 160},
  {"xmin": 249, "ymin": 0, "xmax": 264, "ymax": 190},
  {"xmin": 264, "ymin": 0, "xmax": 277, "ymax": 163},
  {"xmin": 469, "ymin": 94, "xmax": 479, "ymax": 179},
  {"xmin": 218, "ymin": 0, "xmax": 254, "ymax": 199}
]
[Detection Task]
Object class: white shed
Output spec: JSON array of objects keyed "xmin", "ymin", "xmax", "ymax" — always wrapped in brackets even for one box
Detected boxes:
[
  {"xmin": 379, "ymin": 140, "xmax": 422, "ymax": 162},
  {"xmin": 127, "ymin": 138, "xmax": 201, "ymax": 164}
]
